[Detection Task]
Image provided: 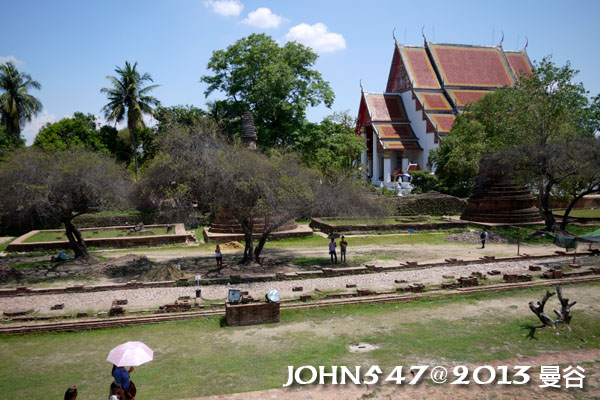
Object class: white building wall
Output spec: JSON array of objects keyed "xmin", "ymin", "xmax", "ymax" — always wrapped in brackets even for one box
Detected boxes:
[{"xmin": 400, "ymin": 91, "xmax": 439, "ymax": 172}]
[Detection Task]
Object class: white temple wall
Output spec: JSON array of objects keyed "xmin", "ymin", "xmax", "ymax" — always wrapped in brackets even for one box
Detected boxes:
[{"xmin": 401, "ymin": 91, "xmax": 439, "ymax": 172}]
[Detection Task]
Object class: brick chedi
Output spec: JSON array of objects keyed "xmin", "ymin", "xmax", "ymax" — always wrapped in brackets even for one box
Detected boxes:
[
  {"xmin": 461, "ymin": 154, "xmax": 542, "ymax": 224},
  {"xmin": 240, "ymin": 111, "xmax": 257, "ymax": 150}
]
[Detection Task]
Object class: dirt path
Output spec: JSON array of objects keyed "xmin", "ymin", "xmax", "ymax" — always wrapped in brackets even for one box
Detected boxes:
[
  {"xmin": 185, "ymin": 349, "xmax": 600, "ymax": 400},
  {"xmin": 94, "ymin": 241, "xmax": 557, "ymax": 265}
]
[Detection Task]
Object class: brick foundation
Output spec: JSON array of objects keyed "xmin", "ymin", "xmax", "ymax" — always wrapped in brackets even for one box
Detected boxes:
[{"xmin": 225, "ymin": 302, "xmax": 280, "ymax": 326}]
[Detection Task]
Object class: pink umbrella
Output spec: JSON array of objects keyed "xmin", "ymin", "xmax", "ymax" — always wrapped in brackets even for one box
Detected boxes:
[{"xmin": 107, "ymin": 341, "xmax": 154, "ymax": 367}]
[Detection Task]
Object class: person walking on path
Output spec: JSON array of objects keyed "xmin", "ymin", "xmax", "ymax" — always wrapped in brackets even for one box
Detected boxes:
[
  {"xmin": 340, "ymin": 236, "xmax": 348, "ymax": 263},
  {"xmin": 329, "ymin": 238, "xmax": 337, "ymax": 264},
  {"xmin": 480, "ymin": 229, "xmax": 488, "ymax": 249},
  {"xmin": 215, "ymin": 245, "xmax": 223, "ymax": 268}
]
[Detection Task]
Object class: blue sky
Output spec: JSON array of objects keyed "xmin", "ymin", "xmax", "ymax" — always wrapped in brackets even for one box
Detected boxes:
[{"xmin": 2, "ymin": 0, "xmax": 599, "ymax": 144}]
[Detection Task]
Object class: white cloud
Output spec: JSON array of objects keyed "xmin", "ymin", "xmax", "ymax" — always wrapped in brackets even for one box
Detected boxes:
[
  {"xmin": 242, "ymin": 8, "xmax": 284, "ymax": 29},
  {"xmin": 21, "ymin": 111, "xmax": 58, "ymax": 145},
  {"xmin": 0, "ymin": 56, "xmax": 24, "ymax": 66},
  {"xmin": 284, "ymin": 23, "xmax": 346, "ymax": 53},
  {"xmin": 204, "ymin": 0, "xmax": 243, "ymax": 17}
]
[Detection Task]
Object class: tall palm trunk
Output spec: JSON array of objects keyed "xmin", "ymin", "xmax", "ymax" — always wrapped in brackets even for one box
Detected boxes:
[{"xmin": 127, "ymin": 118, "xmax": 139, "ymax": 181}]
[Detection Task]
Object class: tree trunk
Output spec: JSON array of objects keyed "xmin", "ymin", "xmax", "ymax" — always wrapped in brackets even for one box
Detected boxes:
[
  {"xmin": 240, "ymin": 218, "xmax": 254, "ymax": 264},
  {"xmin": 528, "ymin": 290, "xmax": 557, "ymax": 329},
  {"xmin": 539, "ymin": 180, "xmax": 556, "ymax": 231},
  {"xmin": 127, "ymin": 120, "xmax": 139, "ymax": 182},
  {"xmin": 133, "ymin": 139, "xmax": 139, "ymax": 182},
  {"xmin": 254, "ymin": 229, "xmax": 273, "ymax": 264},
  {"xmin": 254, "ymin": 215, "xmax": 294, "ymax": 263},
  {"xmin": 560, "ymin": 191, "xmax": 591, "ymax": 231},
  {"xmin": 553, "ymin": 285, "xmax": 576, "ymax": 327},
  {"xmin": 64, "ymin": 219, "xmax": 89, "ymax": 259}
]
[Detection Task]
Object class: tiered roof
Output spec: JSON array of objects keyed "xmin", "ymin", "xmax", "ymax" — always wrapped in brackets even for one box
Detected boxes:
[
  {"xmin": 357, "ymin": 92, "xmax": 422, "ymax": 151},
  {"xmin": 358, "ymin": 38, "xmax": 532, "ymax": 147}
]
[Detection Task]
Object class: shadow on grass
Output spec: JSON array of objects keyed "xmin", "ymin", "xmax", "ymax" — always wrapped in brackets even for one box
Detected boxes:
[{"xmin": 520, "ymin": 323, "xmax": 550, "ymax": 340}]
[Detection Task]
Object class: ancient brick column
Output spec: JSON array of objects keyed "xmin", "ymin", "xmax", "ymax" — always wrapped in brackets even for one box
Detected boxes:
[{"xmin": 461, "ymin": 155, "xmax": 542, "ymax": 224}]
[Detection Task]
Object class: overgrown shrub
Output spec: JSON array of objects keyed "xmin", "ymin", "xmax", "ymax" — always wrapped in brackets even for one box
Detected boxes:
[
  {"xmin": 410, "ymin": 170, "xmax": 439, "ymax": 194},
  {"xmin": 396, "ymin": 191, "xmax": 466, "ymax": 216}
]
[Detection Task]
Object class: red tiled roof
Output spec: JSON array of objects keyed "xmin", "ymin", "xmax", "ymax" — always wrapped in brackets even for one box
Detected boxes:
[
  {"xmin": 429, "ymin": 44, "xmax": 514, "ymax": 88},
  {"xmin": 505, "ymin": 52, "xmax": 532, "ymax": 79},
  {"xmin": 381, "ymin": 140, "xmax": 422, "ymax": 151},
  {"xmin": 428, "ymin": 113, "xmax": 456, "ymax": 133},
  {"xmin": 447, "ymin": 89, "xmax": 493, "ymax": 107},
  {"xmin": 366, "ymin": 93, "xmax": 408, "ymax": 122},
  {"xmin": 373, "ymin": 123, "xmax": 418, "ymax": 139},
  {"xmin": 400, "ymin": 47, "xmax": 441, "ymax": 89},
  {"xmin": 417, "ymin": 92, "xmax": 452, "ymax": 111}
]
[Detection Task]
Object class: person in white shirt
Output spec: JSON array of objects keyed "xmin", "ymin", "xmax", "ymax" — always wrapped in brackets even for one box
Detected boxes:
[{"xmin": 329, "ymin": 238, "xmax": 337, "ymax": 264}]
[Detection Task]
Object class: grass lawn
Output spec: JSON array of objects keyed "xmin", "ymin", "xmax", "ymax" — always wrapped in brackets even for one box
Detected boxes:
[
  {"xmin": 553, "ymin": 209, "xmax": 600, "ymax": 218},
  {"xmin": 484, "ymin": 224, "xmax": 600, "ymax": 244},
  {"xmin": 24, "ymin": 227, "xmax": 174, "ymax": 243},
  {"xmin": 266, "ymin": 231, "xmax": 454, "ymax": 250},
  {"xmin": 0, "ymin": 238, "xmax": 13, "ymax": 253},
  {"xmin": 324, "ymin": 217, "xmax": 444, "ymax": 226},
  {"xmin": 1, "ymin": 285, "xmax": 599, "ymax": 399}
]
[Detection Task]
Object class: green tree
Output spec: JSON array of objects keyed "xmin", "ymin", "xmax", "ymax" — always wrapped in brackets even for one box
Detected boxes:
[
  {"xmin": 432, "ymin": 58, "xmax": 600, "ymax": 230},
  {"xmin": 0, "ymin": 61, "xmax": 42, "ymax": 140},
  {"xmin": 201, "ymin": 33, "xmax": 334, "ymax": 148},
  {"xmin": 33, "ymin": 112, "xmax": 105, "ymax": 151},
  {"xmin": 0, "ymin": 125, "xmax": 24, "ymax": 158},
  {"xmin": 297, "ymin": 111, "xmax": 365, "ymax": 176},
  {"xmin": 32, "ymin": 112, "xmax": 133, "ymax": 164},
  {"xmin": 101, "ymin": 61, "xmax": 160, "ymax": 180},
  {"xmin": 154, "ymin": 105, "xmax": 207, "ymax": 133}
]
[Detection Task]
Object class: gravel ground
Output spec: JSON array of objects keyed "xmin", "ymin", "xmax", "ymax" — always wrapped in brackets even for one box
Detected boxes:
[{"xmin": 0, "ymin": 256, "xmax": 586, "ymax": 316}]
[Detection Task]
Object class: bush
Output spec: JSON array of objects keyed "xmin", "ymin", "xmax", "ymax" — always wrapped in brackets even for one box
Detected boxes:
[
  {"xmin": 396, "ymin": 191, "xmax": 466, "ymax": 216},
  {"xmin": 410, "ymin": 170, "xmax": 439, "ymax": 194}
]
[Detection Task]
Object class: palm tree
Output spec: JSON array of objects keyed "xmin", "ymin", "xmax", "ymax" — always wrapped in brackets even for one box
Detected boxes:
[
  {"xmin": 0, "ymin": 61, "xmax": 42, "ymax": 139},
  {"xmin": 101, "ymin": 61, "xmax": 160, "ymax": 180}
]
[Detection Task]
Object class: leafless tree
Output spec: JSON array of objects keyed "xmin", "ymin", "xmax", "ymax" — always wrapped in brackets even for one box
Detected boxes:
[
  {"xmin": 553, "ymin": 286, "xmax": 577, "ymax": 329},
  {"xmin": 143, "ymin": 121, "xmax": 386, "ymax": 263},
  {"xmin": 529, "ymin": 290, "xmax": 558, "ymax": 329},
  {"xmin": 0, "ymin": 148, "xmax": 132, "ymax": 258},
  {"xmin": 528, "ymin": 286, "xmax": 576, "ymax": 333}
]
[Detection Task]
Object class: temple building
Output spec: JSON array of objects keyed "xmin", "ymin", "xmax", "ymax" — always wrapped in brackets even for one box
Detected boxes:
[{"xmin": 356, "ymin": 36, "xmax": 532, "ymax": 188}]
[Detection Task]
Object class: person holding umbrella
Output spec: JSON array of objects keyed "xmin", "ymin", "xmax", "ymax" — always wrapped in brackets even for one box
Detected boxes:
[
  {"xmin": 112, "ymin": 366, "xmax": 135, "ymax": 399},
  {"xmin": 107, "ymin": 341, "xmax": 154, "ymax": 400}
]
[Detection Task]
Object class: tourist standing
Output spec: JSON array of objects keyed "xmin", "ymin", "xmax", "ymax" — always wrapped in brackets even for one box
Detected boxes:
[
  {"xmin": 215, "ymin": 244, "xmax": 223, "ymax": 268},
  {"xmin": 340, "ymin": 236, "xmax": 348, "ymax": 263},
  {"xmin": 480, "ymin": 229, "xmax": 488, "ymax": 249},
  {"xmin": 329, "ymin": 238, "xmax": 337, "ymax": 264}
]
